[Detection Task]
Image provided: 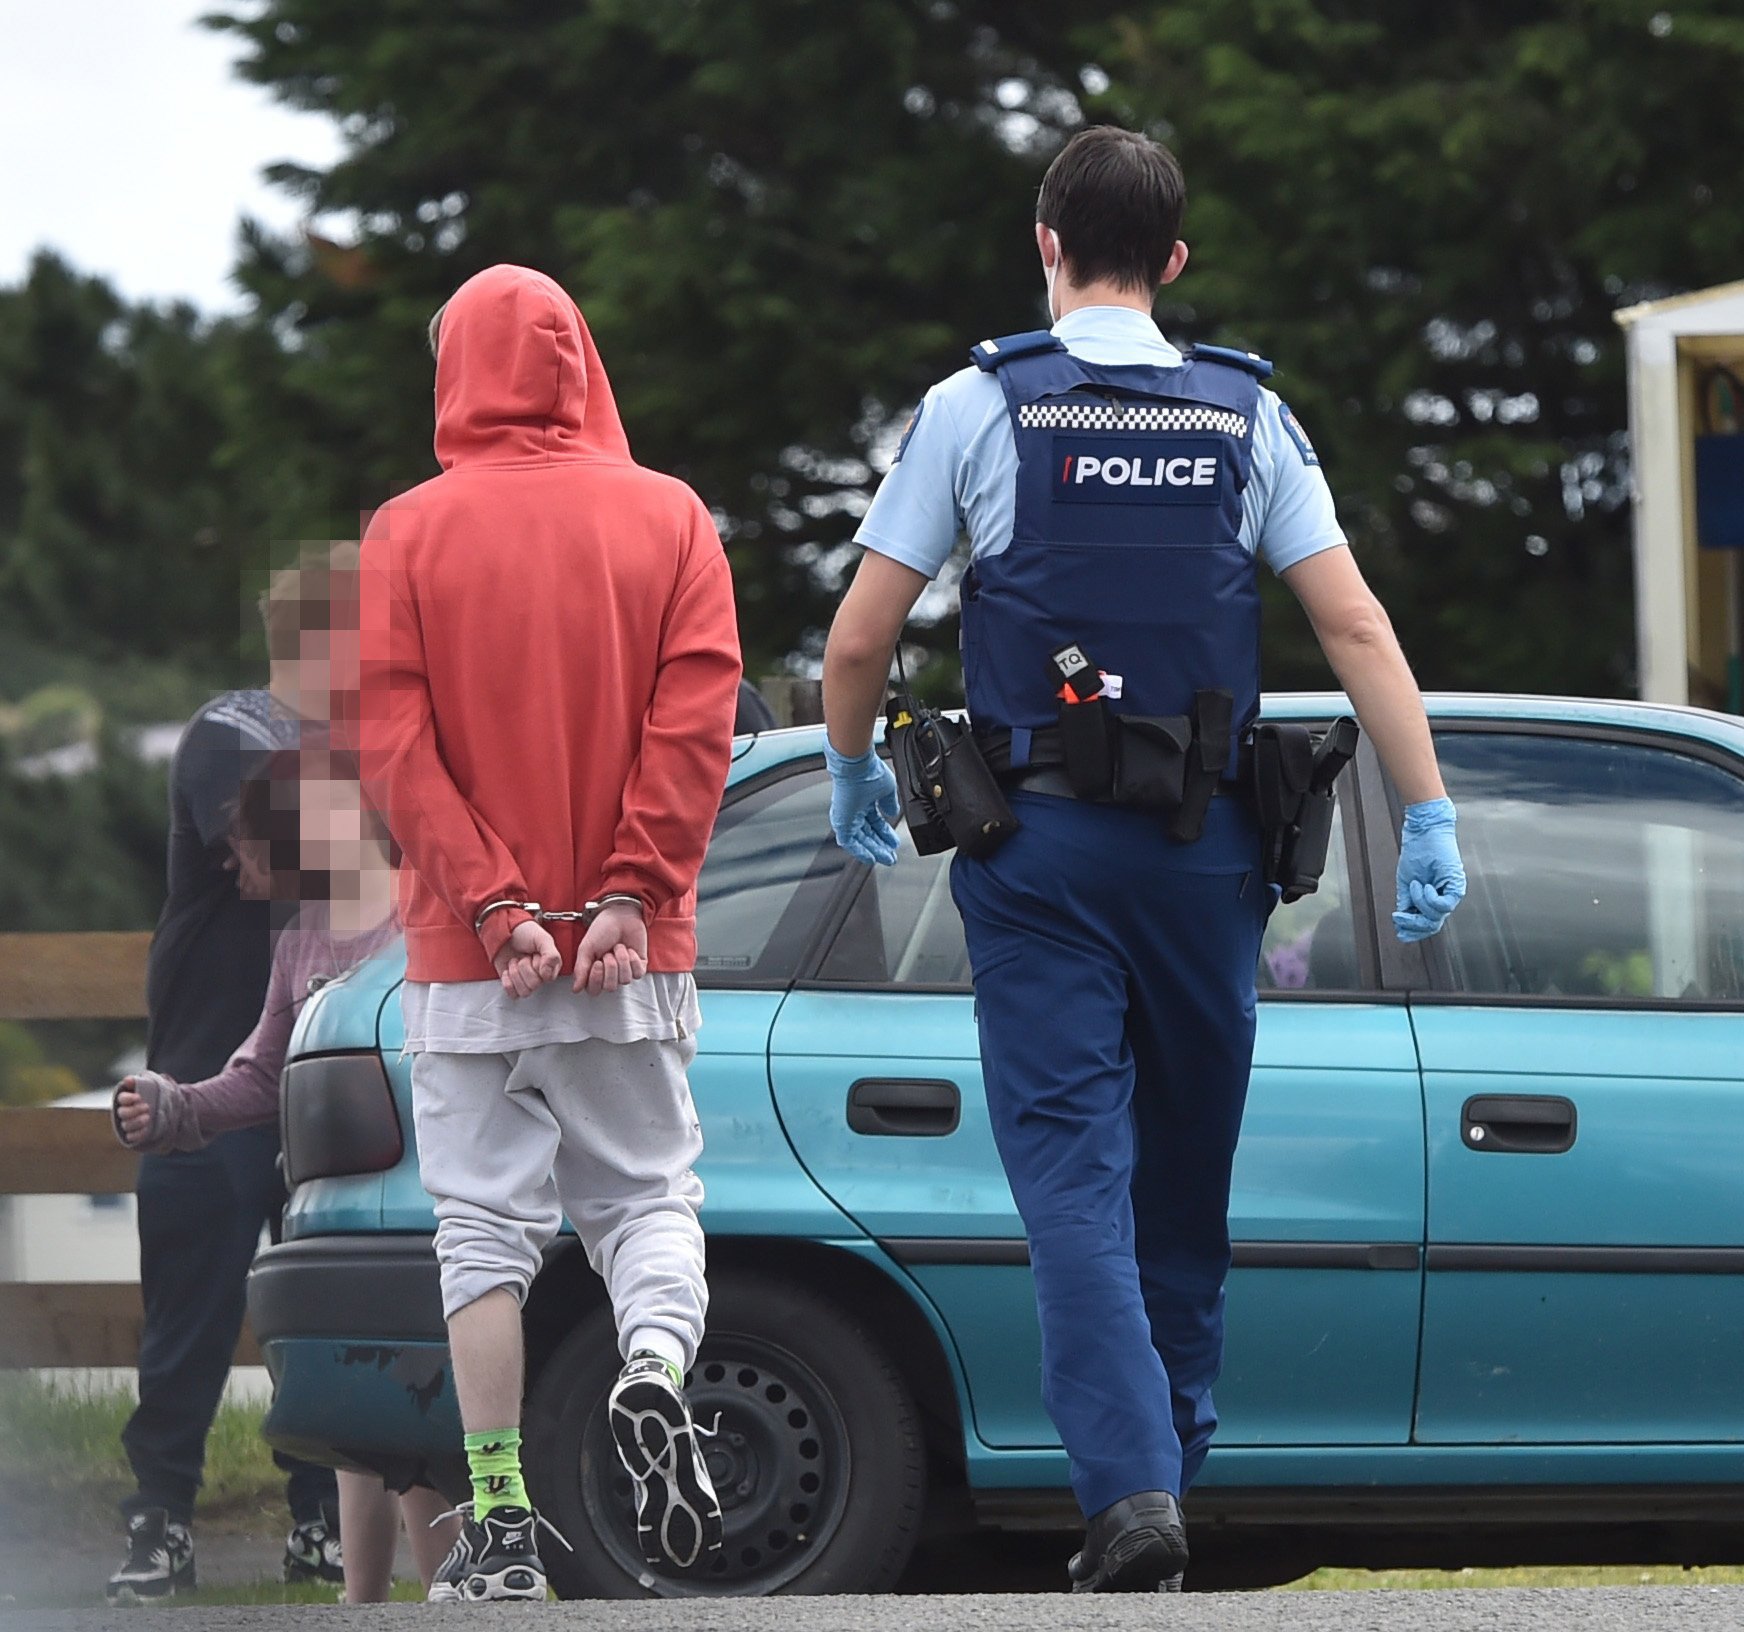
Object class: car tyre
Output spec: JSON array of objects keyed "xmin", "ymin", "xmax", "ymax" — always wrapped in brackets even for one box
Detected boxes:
[{"xmin": 524, "ymin": 1271, "xmax": 926, "ymax": 1597}]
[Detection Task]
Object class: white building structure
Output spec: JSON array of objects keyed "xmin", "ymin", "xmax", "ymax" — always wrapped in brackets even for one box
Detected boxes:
[{"xmin": 1616, "ymin": 281, "xmax": 1744, "ymax": 709}]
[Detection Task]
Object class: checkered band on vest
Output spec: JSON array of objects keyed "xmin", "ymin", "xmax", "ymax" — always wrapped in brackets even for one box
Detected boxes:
[{"xmin": 1017, "ymin": 403, "xmax": 1250, "ymax": 436}]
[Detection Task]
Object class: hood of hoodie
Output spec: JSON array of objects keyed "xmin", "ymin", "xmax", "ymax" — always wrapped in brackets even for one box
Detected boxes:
[{"xmin": 432, "ymin": 264, "xmax": 632, "ymax": 470}]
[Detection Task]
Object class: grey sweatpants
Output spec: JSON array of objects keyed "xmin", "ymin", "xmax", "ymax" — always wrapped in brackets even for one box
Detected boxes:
[{"xmin": 411, "ymin": 1037, "xmax": 707, "ymax": 1369}]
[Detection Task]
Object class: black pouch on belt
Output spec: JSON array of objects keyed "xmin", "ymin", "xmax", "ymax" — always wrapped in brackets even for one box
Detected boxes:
[
  {"xmin": 1049, "ymin": 644, "xmax": 1117, "ymax": 801},
  {"xmin": 886, "ymin": 692, "xmax": 1020, "ymax": 860},
  {"xmin": 1166, "ymin": 690, "xmax": 1234, "ymax": 844},
  {"xmin": 1110, "ymin": 715, "xmax": 1191, "ymax": 811}
]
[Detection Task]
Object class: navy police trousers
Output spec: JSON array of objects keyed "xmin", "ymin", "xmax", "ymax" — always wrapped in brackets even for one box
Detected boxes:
[{"xmin": 951, "ymin": 790, "xmax": 1272, "ymax": 1518}]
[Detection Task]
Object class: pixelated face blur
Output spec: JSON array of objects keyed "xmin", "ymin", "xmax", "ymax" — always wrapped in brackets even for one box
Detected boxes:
[
  {"xmin": 268, "ymin": 561, "xmax": 360, "ymax": 724},
  {"xmin": 227, "ymin": 757, "xmax": 378, "ymax": 905},
  {"xmin": 297, "ymin": 774, "xmax": 372, "ymax": 904}
]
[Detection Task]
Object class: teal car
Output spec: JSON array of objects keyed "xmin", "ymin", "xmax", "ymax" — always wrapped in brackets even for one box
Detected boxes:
[{"xmin": 248, "ymin": 693, "xmax": 1744, "ymax": 1595}]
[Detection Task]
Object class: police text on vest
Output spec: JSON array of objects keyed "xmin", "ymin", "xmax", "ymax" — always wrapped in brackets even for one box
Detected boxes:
[{"xmin": 1063, "ymin": 454, "xmax": 1217, "ymax": 488}]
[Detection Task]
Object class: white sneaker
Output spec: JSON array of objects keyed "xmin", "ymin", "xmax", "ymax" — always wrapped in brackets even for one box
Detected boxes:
[{"xmin": 607, "ymin": 1352, "xmax": 724, "ymax": 1569}]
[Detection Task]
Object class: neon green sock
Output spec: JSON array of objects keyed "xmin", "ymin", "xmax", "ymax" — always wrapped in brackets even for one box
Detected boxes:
[{"xmin": 464, "ymin": 1428, "xmax": 528, "ymax": 1518}]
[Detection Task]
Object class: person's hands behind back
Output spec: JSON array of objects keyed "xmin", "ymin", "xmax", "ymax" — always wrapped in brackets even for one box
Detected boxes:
[
  {"xmin": 573, "ymin": 902, "xmax": 648, "ymax": 995},
  {"xmin": 494, "ymin": 919, "xmax": 562, "ymax": 998},
  {"xmin": 1394, "ymin": 797, "xmax": 1466, "ymax": 942},
  {"xmin": 824, "ymin": 742, "xmax": 901, "ymax": 868}
]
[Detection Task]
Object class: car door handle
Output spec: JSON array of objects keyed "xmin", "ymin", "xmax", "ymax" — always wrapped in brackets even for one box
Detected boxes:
[
  {"xmin": 1461, "ymin": 1094, "xmax": 1577, "ymax": 1155},
  {"xmin": 847, "ymin": 1079, "xmax": 961, "ymax": 1138}
]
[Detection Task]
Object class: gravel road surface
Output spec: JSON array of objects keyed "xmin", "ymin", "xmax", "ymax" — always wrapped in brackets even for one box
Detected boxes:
[{"xmin": 13, "ymin": 1588, "xmax": 1744, "ymax": 1632}]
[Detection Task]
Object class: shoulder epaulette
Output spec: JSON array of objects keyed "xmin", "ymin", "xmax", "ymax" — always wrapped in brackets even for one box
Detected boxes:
[
  {"xmin": 1188, "ymin": 343, "xmax": 1274, "ymax": 381},
  {"xmin": 970, "ymin": 330, "xmax": 1067, "ymax": 372}
]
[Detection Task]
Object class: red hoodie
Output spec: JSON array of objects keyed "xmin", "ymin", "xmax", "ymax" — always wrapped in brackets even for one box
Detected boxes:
[{"xmin": 357, "ymin": 265, "xmax": 742, "ymax": 982}]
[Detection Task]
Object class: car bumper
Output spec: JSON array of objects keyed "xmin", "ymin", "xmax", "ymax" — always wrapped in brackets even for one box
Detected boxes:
[{"xmin": 248, "ymin": 1235, "xmax": 459, "ymax": 1481}]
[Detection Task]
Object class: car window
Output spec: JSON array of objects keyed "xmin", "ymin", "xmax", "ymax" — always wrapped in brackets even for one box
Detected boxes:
[
  {"xmin": 1257, "ymin": 787, "xmax": 1364, "ymax": 993},
  {"xmin": 816, "ymin": 842, "xmax": 970, "ymax": 987},
  {"xmin": 817, "ymin": 783, "xmax": 1363, "ymax": 992},
  {"xmin": 1433, "ymin": 732, "xmax": 1744, "ymax": 1001},
  {"xmin": 694, "ymin": 767, "xmax": 845, "ymax": 986}
]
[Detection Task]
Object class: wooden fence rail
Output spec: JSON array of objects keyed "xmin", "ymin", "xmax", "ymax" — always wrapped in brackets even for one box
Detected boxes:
[
  {"xmin": 1, "ymin": 934, "xmax": 257, "ymax": 1367},
  {"xmin": 0, "ymin": 1106, "xmax": 138, "ymax": 1197},
  {"xmin": 0, "ymin": 931, "xmax": 150, "ymax": 1021}
]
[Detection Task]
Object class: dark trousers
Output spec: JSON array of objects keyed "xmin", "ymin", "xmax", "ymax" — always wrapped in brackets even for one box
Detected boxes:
[
  {"xmin": 951, "ymin": 791, "xmax": 1272, "ymax": 1520},
  {"xmin": 121, "ymin": 1125, "xmax": 335, "ymax": 1528}
]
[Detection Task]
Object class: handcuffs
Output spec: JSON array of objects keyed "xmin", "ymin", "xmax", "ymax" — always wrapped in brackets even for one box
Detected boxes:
[{"xmin": 473, "ymin": 894, "xmax": 643, "ymax": 936}]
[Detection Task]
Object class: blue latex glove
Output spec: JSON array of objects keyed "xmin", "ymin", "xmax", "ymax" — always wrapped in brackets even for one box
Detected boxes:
[
  {"xmin": 1394, "ymin": 796, "xmax": 1466, "ymax": 942},
  {"xmin": 824, "ymin": 740, "xmax": 902, "ymax": 867}
]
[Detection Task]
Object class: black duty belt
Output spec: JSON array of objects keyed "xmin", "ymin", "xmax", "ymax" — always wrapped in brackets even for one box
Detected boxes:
[
  {"xmin": 977, "ymin": 727, "xmax": 1253, "ymax": 800},
  {"xmin": 999, "ymin": 764, "xmax": 1248, "ymax": 801}
]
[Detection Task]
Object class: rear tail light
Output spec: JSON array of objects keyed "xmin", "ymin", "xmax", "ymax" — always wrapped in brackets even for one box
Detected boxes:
[{"xmin": 280, "ymin": 1051, "xmax": 403, "ymax": 1185}]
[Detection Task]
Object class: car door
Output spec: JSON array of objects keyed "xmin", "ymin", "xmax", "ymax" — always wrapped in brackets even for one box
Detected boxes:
[
  {"xmin": 1220, "ymin": 772, "xmax": 1424, "ymax": 1453},
  {"xmin": 768, "ymin": 766, "xmax": 1425, "ymax": 1456},
  {"xmin": 1411, "ymin": 723, "xmax": 1744, "ymax": 1444},
  {"xmin": 765, "ymin": 842, "xmax": 1036, "ymax": 1440},
  {"xmin": 687, "ymin": 759, "xmax": 858, "ymax": 1241}
]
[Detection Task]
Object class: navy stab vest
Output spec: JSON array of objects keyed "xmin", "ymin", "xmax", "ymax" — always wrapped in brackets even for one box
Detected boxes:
[{"xmin": 960, "ymin": 330, "xmax": 1270, "ymax": 768}]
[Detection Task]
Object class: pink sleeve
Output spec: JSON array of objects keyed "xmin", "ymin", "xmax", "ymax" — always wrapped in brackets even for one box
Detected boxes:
[{"xmin": 178, "ymin": 928, "xmax": 302, "ymax": 1136}]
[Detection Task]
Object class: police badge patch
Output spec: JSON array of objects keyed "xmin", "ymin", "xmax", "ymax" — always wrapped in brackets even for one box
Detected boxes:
[
  {"xmin": 894, "ymin": 400, "xmax": 924, "ymax": 462},
  {"xmin": 1277, "ymin": 401, "xmax": 1320, "ymax": 466}
]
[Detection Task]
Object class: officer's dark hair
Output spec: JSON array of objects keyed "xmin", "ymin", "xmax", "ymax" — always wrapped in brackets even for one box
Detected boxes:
[{"xmin": 1036, "ymin": 127, "xmax": 1186, "ymax": 292}]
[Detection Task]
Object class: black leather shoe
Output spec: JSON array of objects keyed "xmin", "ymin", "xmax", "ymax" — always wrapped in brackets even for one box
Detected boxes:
[{"xmin": 1067, "ymin": 1490, "xmax": 1189, "ymax": 1593}]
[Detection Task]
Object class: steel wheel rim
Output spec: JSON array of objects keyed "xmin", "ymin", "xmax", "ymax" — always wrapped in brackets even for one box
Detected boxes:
[{"xmin": 577, "ymin": 1333, "xmax": 853, "ymax": 1596}]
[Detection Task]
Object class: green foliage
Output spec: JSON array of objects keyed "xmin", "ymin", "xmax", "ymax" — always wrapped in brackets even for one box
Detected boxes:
[
  {"xmin": 0, "ymin": 254, "xmax": 283, "ymax": 676},
  {"xmin": 7, "ymin": 684, "xmax": 100, "ymax": 758},
  {"xmin": 205, "ymin": 0, "xmax": 1134, "ymax": 675},
  {"xmin": 0, "ymin": 731, "xmax": 169, "ymax": 934},
  {"xmin": 198, "ymin": 0, "xmax": 1744, "ymax": 695},
  {"xmin": 1092, "ymin": 0, "xmax": 1744, "ymax": 691},
  {"xmin": 0, "ymin": 1020, "xmax": 81, "ymax": 1106},
  {"xmin": 6, "ymin": 1, "xmax": 1744, "ymax": 730}
]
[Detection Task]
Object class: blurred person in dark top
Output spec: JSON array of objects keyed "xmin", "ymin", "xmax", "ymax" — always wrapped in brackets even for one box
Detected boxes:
[{"xmin": 108, "ymin": 547, "xmax": 355, "ymax": 1604}]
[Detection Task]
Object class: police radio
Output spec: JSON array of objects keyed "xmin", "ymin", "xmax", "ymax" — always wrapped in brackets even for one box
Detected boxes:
[{"xmin": 884, "ymin": 670, "xmax": 1019, "ymax": 861}]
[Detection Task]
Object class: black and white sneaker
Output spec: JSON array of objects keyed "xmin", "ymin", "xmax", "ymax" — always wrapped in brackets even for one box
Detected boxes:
[
  {"xmin": 608, "ymin": 1352, "xmax": 724, "ymax": 1570},
  {"xmin": 106, "ymin": 1508, "xmax": 195, "ymax": 1602},
  {"xmin": 283, "ymin": 1514, "xmax": 344, "ymax": 1584},
  {"xmin": 427, "ymin": 1504, "xmax": 557, "ymax": 1603}
]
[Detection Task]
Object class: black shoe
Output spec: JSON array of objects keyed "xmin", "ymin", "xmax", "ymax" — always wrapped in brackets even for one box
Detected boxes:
[
  {"xmin": 1067, "ymin": 1490, "xmax": 1190, "ymax": 1593},
  {"xmin": 284, "ymin": 1513, "xmax": 344, "ymax": 1584},
  {"xmin": 608, "ymin": 1352, "xmax": 724, "ymax": 1570},
  {"xmin": 427, "ymin": 1504, "xmax": 552, "ymax": 1603},
  {"xmin": 107, "ymin": 1508, "xmax": 196, "ymax": 1602}
]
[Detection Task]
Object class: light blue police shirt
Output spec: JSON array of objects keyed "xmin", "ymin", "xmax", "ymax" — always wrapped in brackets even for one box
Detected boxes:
[{"xmin": 856, "ymin": 305, "xmax": 1347, "ymax": 579}]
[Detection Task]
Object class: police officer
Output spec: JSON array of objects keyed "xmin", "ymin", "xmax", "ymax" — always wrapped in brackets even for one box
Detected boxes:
[{"xmin": 820, "ymin": 127, "xmax": 1465, "ymax": 1592}]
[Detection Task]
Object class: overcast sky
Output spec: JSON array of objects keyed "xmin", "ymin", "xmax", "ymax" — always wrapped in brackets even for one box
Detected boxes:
[{"xmin": 1, "ymin": 0, "xmax": 342, "ymax": 311}]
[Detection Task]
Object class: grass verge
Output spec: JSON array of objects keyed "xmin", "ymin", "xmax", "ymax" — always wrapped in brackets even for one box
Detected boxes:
[
  {"xmin": 1290, "ymin": 1565, "xmax": 1744, "ymax": 1590},
  {"xmin": 0, "ymin": 1372, "xmax": 283, "ymax": 1539}
]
